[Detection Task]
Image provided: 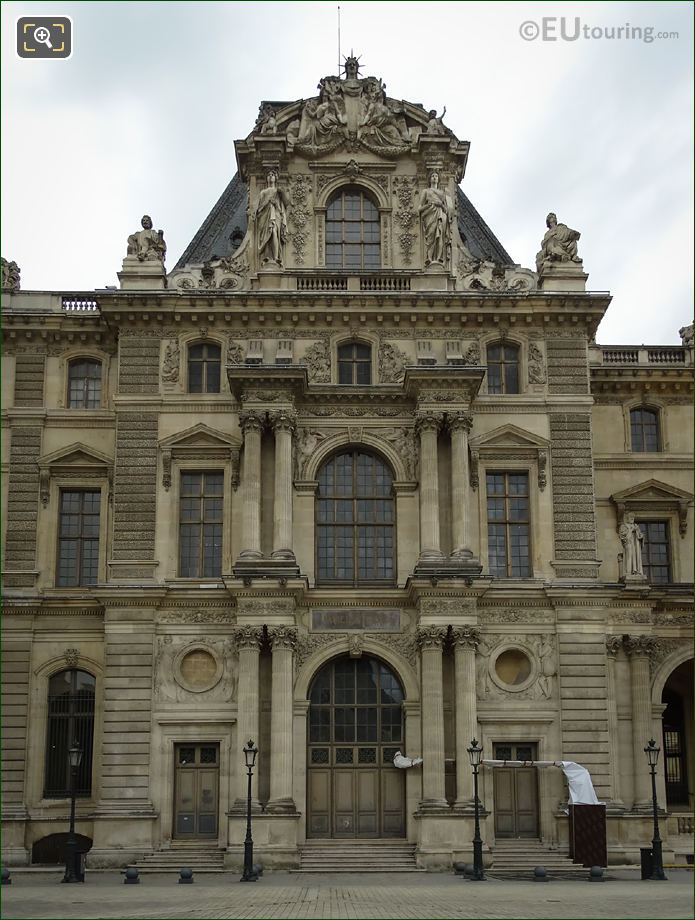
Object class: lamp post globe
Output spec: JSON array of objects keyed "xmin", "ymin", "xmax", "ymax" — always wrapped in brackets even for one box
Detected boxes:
[
  {"xmin": 467, "ymin": 739, "xmax": 485, "ymax": 881},
  {"xmin": 62, "ymin": 741, "xmax": 84, "ymax": 883},
  {"xmin": 240, "ymin": 740, "xmax": 259, "ymax": 883},
  {"xmin": 644, "ymin": 739, "xmax": 667, "ymax": 881}
]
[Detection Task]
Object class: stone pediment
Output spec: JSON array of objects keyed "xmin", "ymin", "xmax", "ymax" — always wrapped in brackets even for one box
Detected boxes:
[
  {"xmin": 468, "ymin": 424, "xmax": 550, "ymax": 452},
  {"xmin": 38, "ymin": 443, "xmax": 113, "ymax": 472},
  {"xmin": 159, "ymin": 424, "xmax": 240, "ymax": 452},
  {"xmin": 611, "ymin": 479, "xmax": 693, "ymax": 536}
]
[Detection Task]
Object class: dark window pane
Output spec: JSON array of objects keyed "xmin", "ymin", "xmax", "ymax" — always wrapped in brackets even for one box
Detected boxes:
[
  {"xmin": 188, "ymin": 343, "xmax": 221, "ymax": 394},
  {"xmin": 486, "ymin": 472, "xmax": 531, "ymax": 577},
  {"xmin": 179, "ymin": 471, "xmax": 224, "ymax": 577},
  {"xmin": 638, "ymin": 520, "xmax": 671, "ymax": 583},
  {"xmin": 323, "ymin": 188, "xmax": 381, "ymax": 269},
  {"xmin": 486, "ymin": 342, "xmax": 519, "ymax": 394},
  {"xmin": 44, "ymin": 669, "xmax": 95, "ymax": 797},
  {"xmin": 68, "ymin": 360, "xmax": 102, "ymax": 409},
  {"xmin": 630, "ymin": 408, "xmax": 660, "ymax": 452},
  {"xmin": 57, "ymin": 491, "xmax": 101, "ymax": 587}
]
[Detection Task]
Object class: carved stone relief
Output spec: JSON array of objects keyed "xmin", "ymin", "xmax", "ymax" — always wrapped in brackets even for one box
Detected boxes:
[
  {"xmin": 372, "ymin": 427, "xmax": 417, "ymax": 479},
  {"xmin": 289, "ymin": 175, "xmax": 312, "ymax": 265},
  {"xmin": 154, "ymin": 636, "xmax": 237, "ymax": 703},
  {"xmin": 227, "ymin": 338, "xmax": 245, "ymax": 365},
  {"xmin": 378, "ymin": 342, "xmax": 409, "ymax": 383},
  {"xmin": 392, "ymin": 177, "xmax": 418, "ymax": 265},
  {"xmin": 476, "ymin": 633, "xmax": 556, "ymax": 701},
  {"xmin": 527, "ymin": 342, "xmax": 546, "ymax": 384},
  {"xmin": 303, "ymin": 338, "xmax": 331, "ymax": 383},
  {"xmin": 294, "ymin": 428, "xmax": 327, "ymax": 479},
  {"xmin": 161, "ymin": 340, "xmax": 180, "ymax": 383}
]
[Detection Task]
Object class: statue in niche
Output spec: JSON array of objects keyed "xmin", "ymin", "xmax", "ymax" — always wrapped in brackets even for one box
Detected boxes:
[
  {"xmin": 535, "ymin": 212, "xmax": 581, "ymax": 271},
  {"xmin": 618, "ymin": 512, "xmax": 645, "ymax": 578},
  {"xmin": 425, "ymin": 107, "xmax": 448, "ymax": 135},
  {"xmin": 126, "ymin": 215, "xmax": 166, "ymax": 263},
  {"xmin": 253, "ymin": 170, "xmax": 289, "ymax": 266},
  {"xmin": 537, "ymin": 636, "xmax": 557, "ymax": 699},
  {"xmin": 419, "ymin": 172, "xmax": 452, "ymax": 266}
]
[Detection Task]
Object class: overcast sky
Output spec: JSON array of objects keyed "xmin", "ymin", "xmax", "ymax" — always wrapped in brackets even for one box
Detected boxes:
[{"xmin": 2, "ymin": 1, "xmax": 692, "ymax": 343}]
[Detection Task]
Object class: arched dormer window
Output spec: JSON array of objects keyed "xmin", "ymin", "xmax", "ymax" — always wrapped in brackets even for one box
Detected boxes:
[
  {"xmin": 630, "ymin": 407, "xmax": 660, "ymax": 452},
  {"xmin": 325, "ymin": 187, "xmax": 380, "ymax": 271},
  {"xmin": 338, "ymin": 342, "xmax": 372, "ymax": 385},
  {"xmin": 316, "ymin": 449, "xmax": 395, "ymax": 586},
  {"xmin": 487, "ymin": 342, "xmax": 519, "ymax": 395},
  {"xmin": 188, "ymin": 342, "xmax": 221, "ymax": 394},
  {"xmin": 44, "ymin": 669, "xmax": 95, "ymax": 797},
  {"xmin": 68, "ymin": 359, "xmax": 102, "ymax": 409}
]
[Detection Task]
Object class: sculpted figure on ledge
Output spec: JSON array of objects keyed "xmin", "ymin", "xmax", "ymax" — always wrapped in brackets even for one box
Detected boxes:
[
  {"xmin": 618, "ymin": 512, "xmax": 645, "ymax": 578},
  {"xmin": 126, "ymin": 215, "xmax": 166, "ymax": 263},
  {"xmin": 419, "ymin": 171, "xmax": 453, "ymax": 266},
  {"xmin": 535, "ymin": 212, "xmax": 581, "ymax": 271},
  {"xmin": 254, "ymin": 170, "xmax": 289, "ymax": 266}
]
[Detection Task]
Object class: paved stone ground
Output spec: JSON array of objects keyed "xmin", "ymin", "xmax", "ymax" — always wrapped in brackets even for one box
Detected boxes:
[{"xmin": 1, "ymin": 869, "xmax": 692, "ymax": 919}]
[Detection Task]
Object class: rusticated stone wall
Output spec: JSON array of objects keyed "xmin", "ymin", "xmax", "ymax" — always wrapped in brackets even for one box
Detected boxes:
[
  {"xmin": 546, "ymin": 336, "xmax": 589, "ymax": 395},
  {"xmin": 118, "ymin": 336, "xmax": 160, "ymax": 394},
  {"xmin": 3, "ymin": 427, "xmax": 42, "ymax": 584},
  {"xmin": 1, "ymin": 640, "xmax": 32, "ymax": 802},
  {"xmin": 13, "ymin": 354, "xmax": 45, "ymax": 406},
  {"xmin": 111, "ymin": 412, "xmax": 158, "ymax": 561},
  {"xmin": 549, "ymin": 413, "xmax": 597, "ymax": 562}
]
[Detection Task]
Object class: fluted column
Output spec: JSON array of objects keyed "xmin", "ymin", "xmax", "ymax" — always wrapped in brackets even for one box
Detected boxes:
[
  {"xmin": 239, "ymin": 412, "xmax": 263, "ymax": 559},
  {"xmin": 449, "ymin": 414, "xmax": 474, "ymax": 559},
  {"xmin": 605, "ymin": 636, "xmax": 625, "ymax": 809},
  {"xmin": 416, "ymin": 626, "xmax": 448, "ymax": 809},
  {"xmin": 624, "ymin": 635, "xmax": 656, "ymax": 811},
  {"xmin": 232, "ymin": 626, "xmax": 264, "ymax": 808},
  {"xmin": 452, "ymin": 627, "xmax": 479, "ymax": 808},
  {"xmin": 416, "ymin": 413, "xmax": 444, "ymax": 562},
  {"xmin": 270, "ymin": 411, "xmax": 296, "ymax": 560},
  {"xmin": 267, "ymin": 626, "xmax": 297, "ymax": 812}
]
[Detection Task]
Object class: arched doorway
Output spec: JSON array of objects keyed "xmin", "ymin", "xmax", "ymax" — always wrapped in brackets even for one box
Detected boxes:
[
  {"xmin": 661, "ymin": 658, "xmax": 693, "ymax": 809},
  {"xmin": 307, "ymin": 655, "xmax": 405, "ymax": 838}
]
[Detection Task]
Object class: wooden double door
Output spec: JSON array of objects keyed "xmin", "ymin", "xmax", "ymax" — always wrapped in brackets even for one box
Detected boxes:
[
  {"xmin": 493, "ymin": 742, "xmax": 539, "ymax": 838},
  {"xmin": 173, "ymin": 743, "xmax": 219, "ymax": 839},
  {"xmin": 307, "ymin": 656, "xmax": 406, "ymax": 838}
]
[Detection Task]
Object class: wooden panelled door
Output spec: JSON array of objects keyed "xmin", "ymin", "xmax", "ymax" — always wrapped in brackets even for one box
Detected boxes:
[
  {"xmin": 493, "ymin": 742, "xmax": 539, "ymax": 838},
  {"xmin": 173, "ymin": 743, "xmax": 219, "ymax": 839},
  {"xmin": 307, "ymin": 656, "xmax": 406, "ymax": 838}
]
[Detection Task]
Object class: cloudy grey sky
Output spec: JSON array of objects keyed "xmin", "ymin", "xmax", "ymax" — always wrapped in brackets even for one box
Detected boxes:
[{"xmin": 2, "ymin": 1, "xmax": 692, "ymax": 343}]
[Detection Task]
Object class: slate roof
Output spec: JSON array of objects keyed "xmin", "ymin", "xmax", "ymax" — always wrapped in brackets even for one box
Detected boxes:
[{"xmin": 175, "ymin": 174, "xmax": 513, "ymax": 269}]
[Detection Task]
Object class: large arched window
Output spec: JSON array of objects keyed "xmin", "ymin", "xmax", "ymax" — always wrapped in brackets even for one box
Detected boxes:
[
  {"xmin": 487, "ymin": 342, "xmax": 520, "ymax": 394},
  {"xmin": 338, "ymin": 342, "xmax": 372, "ymax": 385},
  {"xmin": 188, "ymin": 343, "xmax": 221, "ymax": 394},
  {"xmin": 630, "ymin": 407, "xmax": 660, "ymax": 452},
  {"xmin": 316, "ymin": 450, "xmax": 395, "ymax": 586},
  {"xmin": 68, "ymin": 359, "xmax": 102, "ymax": 409},
  {"xmin": 44, "ymin": 669, "xmax": 95, "ymax": 798},
  {"xmin": 325, "ymin": 188, "xmax": 380, "ymax": 271}
]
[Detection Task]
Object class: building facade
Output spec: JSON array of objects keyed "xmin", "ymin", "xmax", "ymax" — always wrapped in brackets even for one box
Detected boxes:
[{"xmin": 2, "ymin": 61, "xmax": 693, "ymax": 870}]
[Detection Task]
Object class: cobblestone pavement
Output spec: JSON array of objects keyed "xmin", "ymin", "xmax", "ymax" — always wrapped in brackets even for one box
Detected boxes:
[{"xmin": 1, "ymin": 870, "xmax": 692, "ymax": 919}]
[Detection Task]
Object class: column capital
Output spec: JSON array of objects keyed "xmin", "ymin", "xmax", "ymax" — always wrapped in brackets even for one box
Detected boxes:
[
  {"xmin": 269, "ymin": 409, "xmax": 297, "ymax": 433},
  {"xmin": 267, "ymin": 625, "xmax": 298, "ymax": 650},
  {"xmin": 623, "ymin": 634, "xmax": 656, "ymax": 658},
  {"xmin": 415, "ymin": 412, "xmax": 444, "ymax": 434},
  {"xmin": 416, "ymin": 625, "xmax": 448, "ymax": 650},
  {"xmin": 605, "ymin": 635, "xmax": 623, "ymax": 658},
  {"xmin": 238, "ymin": 410, "xmax": 264, "ymax": 434},
  {"xmin": 448, "ymin": 413, "xmax": 474, "ymax": 433},
  {"xmin": 451, "ymin": 626, "xmax": 480, "ymax": 649},
  {"xmin": 232, "ymin": 625, "xmax": 264, "ymax": 650}
]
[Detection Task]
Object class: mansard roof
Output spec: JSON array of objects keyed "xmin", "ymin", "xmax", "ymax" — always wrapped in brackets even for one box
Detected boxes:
[{"xmin": 174, "ymin": 175, "xmax": 512, "ymax": 270}]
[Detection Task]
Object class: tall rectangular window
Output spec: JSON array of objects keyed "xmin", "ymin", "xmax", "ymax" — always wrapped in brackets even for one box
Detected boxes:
[
  {"xmin": 179, "ymin": 472, "xmax": 223, "ymax": 577},
  {"xmin": 638, "ymin": 520, "xmax": 671, "ymax": 583},
  {"xmin": 486, "ymin": 472, "xmax": 531, "ymax": 577},
  {"xmin": 57, "ymin": 490, "xmax": 101, "ymax": 586}
]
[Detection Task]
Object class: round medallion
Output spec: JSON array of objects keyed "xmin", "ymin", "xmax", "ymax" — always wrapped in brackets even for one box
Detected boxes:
[
  {"xmin": 490, "ymin": 645, "xmax": 537, "ymax": 693},
  {"xmin": 174, "ymin": 646, "xmax": 222, "ymax": 693}
]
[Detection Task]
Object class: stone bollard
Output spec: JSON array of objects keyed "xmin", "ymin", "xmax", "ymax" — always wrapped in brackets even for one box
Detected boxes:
[
  {"xmin": 253, "ymin": 863, "xmax": 264, "ymax": 877},
  {"xmin": 588, "ymin": 866, "xmax": 605, "ymax": 882},
  {"xmin": 533, "ymin": 866, "xmax": 548, "ymax": 882},
  {"xmin": 463, "ymin": 863, "xmax": 474, "ymax": 877},
  {"xmin": 124, "ymin": 867, "xmax": 140, "ymax": 885},
  {"xmin": 179, "ymin": 867, "xmax": 194, "ymax": 884},
  {"xmin": 1, "ymin": 867, "xmax": 11, "ymax": 886},
  {"xmin": 453, "ymin": 861, "xmax": 466, "ymax": 876}
]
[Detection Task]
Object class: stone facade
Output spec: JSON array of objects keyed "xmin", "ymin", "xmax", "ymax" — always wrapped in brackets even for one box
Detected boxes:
[{"xmin": 2, "ymin": 62, "xmax": 693, "ymax": 871}]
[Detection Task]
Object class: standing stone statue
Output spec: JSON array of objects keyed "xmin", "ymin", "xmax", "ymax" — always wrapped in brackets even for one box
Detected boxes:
[
  {"xmin": 1, "ymin": 257, "xmax": 21, "ymax": 292},
  {"xmin": 418, "ymin": 171, "xmax": 452, "ymax": 266},
  {"xmin": 425, "ymin": 107, "xmax": 448, "ymax": 135},
  {"xmin": 127, "ymin": 215, "xmax": 166, "ymax": 263},
  {"xmin": 535, "ymin": 212, "xmax": 581, "ymax": 271},
  {"xmin": 619, "ymin": 512, "xmax": 645, "ymax": 577},
  {"xmin": 253, "ymin": 170, "xmax": 289, "ymax": 266}
]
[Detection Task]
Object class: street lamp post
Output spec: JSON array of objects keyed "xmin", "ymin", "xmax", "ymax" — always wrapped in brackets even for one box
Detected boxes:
[
  {"xmin": 240, "ymin": 740, "xmax": 259, "ymax": 883},
  {"xmin": 467, "ymin": 738, "xmax": 485, "ymax": 881},
  {"xmin": 62, "ymin": 741, "xmax": 83, "ymax": 884},
  {"xmin": 644, "ymin": 739, "xmax": 667, "ymax": 881}
]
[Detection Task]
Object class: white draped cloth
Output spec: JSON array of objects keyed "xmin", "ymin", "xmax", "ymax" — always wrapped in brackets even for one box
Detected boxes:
[{"xmin": 481, "ymin": 759, "xmax": 600, "ymax": 805}]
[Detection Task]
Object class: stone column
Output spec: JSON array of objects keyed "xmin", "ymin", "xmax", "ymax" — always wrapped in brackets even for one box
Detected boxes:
[
  {"xmin": 270, "ymin": 411, "xmax": 296, "ymax": 560},
  {"xmin": 416, "ymin": 413, "xmax": 444, "ymax": 563},
  {"xmin": 232, "ymin": 626, "xmax": 264, "ymax": 808},
  {"xmin": 452, "ymin": 627, "xmax": 479, "ymax": 809},
  {"xmin": 416, "ymin": 626, "xmax": 448, "ymax": 809},
  {"xmin": 449, "ymin": 414, "xmax": 474, "ymax": 559},
  {"xmin": 605, "ymin": 636, "xmax": 625, "ymax": 809},
  {"xmin": 239, "ymin": 412, "xmax": 263, "ymax": 559},
  {"xmin": 624, "ymin": 635, "xmax": 656, "ymax": 811},
  {"xmin": 267, "ymin": 626, "xmax": 297, "ymax": 813}
]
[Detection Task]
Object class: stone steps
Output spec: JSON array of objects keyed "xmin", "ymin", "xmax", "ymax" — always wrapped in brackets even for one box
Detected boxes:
[
  {"xmin": 294, "ymin": 841, "xmax": 422, "ymax": 873},
  {"xmin": 490, "ymin": 839, "xmax": 582, "ymax": 876},
  {"xmin": 132, "ymin": 847, "xmax": 226, "ymax": 873}
]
